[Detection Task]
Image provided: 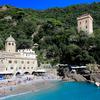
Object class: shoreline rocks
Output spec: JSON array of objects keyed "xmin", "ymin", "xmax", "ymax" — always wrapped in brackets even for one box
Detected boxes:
[
  {"xmin": 63, "ymin": 72, "xmax": 100, "ymax": 87},
  {"xmin": 63, "ymin": 73, "xmax": 87, "ymax": 82}
]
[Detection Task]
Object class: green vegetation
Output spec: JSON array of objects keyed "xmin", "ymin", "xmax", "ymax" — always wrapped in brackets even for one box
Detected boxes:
[{"xmin": 0, "ymin": 2, "xmax": 100, "ymax": 65}]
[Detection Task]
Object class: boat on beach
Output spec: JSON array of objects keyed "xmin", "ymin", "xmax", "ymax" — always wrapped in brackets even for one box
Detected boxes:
[{"xmin": 95, "ymin": 82, "xmax": 100, "ymax": 87}]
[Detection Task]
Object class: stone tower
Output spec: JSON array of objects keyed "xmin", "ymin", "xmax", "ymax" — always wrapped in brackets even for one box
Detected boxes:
[
  {"xmin": 77, "ymin": 14, "xmax": 93, "ymax": 34},
  {"xmin": 5, "ymin": 35, "xmax": 16, "ymax": 53}
]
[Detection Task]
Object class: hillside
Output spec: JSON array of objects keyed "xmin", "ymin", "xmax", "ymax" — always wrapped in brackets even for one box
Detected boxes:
[{"xmin": 0, "ymin": 2, "xmax": 100, "ymax": 65}]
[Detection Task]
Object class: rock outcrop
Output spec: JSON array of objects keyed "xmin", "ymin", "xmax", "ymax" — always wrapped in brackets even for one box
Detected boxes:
[
  {"xmin": 90, "ymin": 73, "xmax": 100, "ymax": 83},
  {"xmin": 63, "ymin": 73, "xmax": 87, "ymax": 82}
]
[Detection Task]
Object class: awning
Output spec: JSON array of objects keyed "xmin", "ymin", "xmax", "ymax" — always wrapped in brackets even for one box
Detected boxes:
[
  {"xmin": 0, "ymin": 71, "xmax": 13, "ymax": 74},
  {"xmin": 35, "ymin": 69, "xmax": 46, "ymax": 73},
  {"xmin": 71, "ymin": 66, "xmax": 86, "ymax": 69}
]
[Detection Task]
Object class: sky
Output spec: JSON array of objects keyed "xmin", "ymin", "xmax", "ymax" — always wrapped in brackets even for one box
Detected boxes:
[{"xmin": 0, "ymin": 0, "xmax": 100, "ymax": 10}]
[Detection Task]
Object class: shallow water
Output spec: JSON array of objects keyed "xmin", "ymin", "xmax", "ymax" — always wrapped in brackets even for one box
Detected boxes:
[{"xmin": 3, "ymin": 82, "xmax": 100, "ymax": 100}]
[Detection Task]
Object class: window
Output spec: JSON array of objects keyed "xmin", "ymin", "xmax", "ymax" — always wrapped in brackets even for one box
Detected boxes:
[
  {"xmin": 9, "ymin": 60, "xmax": 12, "ymax": 63},
  {"xmin": 8, "ymin": 43, "xmax": 11, "ymax": 45},
  {"xmin": 86, "ymin": 26, "xmax": 88, "ymax": 29},
  {"xmin": 12, "ymin": 43, "xmax": 14, "ymax": 45},
  {"xmin": 19, "ymin": 67, "xmax": 21, "ymax": 69},
  {"xmin": 11, "ymin": 67, "xmax": 13, "ymax": 69},
  {"xmin": 27, "ymin": 67, "xmax": 29, "ymax": 69},
  {"xmin": 80, "ymin": 22, "xmax": 81, "ymax": 25},
  {"xmin": 1, "ymin": 60, "xmax": 3, "ymax": 63},
  {"xmin": 14, "ymin": 60, "xmax": 17, "ymax": 63},
  {"xmin": 33, "ymin": 61, "xmax": 34, "ymax": 64},
  {"xmin": 23, "ymin": 67, "xmax": 25, "ymax": 69},
  {"xmin": 31, "ymin": 67, "xmax": 33, "ymax": 69},
  {"xmin": 86, "ymin": 20, "xmax": 87, "ymax": 23},
  {"xmin": 27, "ymin": 61, "xmax": 29, "ymax": 64},
  {"xmin": 21, "ymin": 61, "xmax": 24, "ymax": 64}
]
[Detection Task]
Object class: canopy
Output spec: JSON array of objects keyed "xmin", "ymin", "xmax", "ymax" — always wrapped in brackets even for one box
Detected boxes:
[
  {"xmin": 35, "ymin": 69, "xmax": 46, "ymax": 73},
  {"xmin": 0, "ymin": 71, "xmax": 13, "ymax": 74}
]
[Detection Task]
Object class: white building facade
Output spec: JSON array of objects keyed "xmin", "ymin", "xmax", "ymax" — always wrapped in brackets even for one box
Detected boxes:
[{"xmin": 0, "ymin": 35, "xmax": 38, "ymax": 76}]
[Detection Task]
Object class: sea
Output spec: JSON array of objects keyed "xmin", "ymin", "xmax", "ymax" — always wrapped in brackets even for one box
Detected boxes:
[{"xmin": 3, "ymin": 81, "xmax": 100, "ymax": 100}]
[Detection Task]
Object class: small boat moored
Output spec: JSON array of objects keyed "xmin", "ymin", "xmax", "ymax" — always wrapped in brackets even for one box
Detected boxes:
[{"xmin": 95, "ymin": 82, "xmax": 100, "ymax": 87}]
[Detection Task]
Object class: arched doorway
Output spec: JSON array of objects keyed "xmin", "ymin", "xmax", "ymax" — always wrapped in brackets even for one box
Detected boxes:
[
  {"xmin": 24, "ymin": 72, "xmax": 30, "ymax": 75},
  {"xmin": 32, "ymin": 71, "xmax": 36, "ymax": 75},
  {"xmin": 16, "ymin": 72, "xmax": 21, "ymax": 76}
]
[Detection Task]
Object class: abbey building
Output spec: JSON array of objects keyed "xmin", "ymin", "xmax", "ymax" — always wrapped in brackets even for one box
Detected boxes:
[{"xmin": 0, "ymin": 35, "xmax": 38, "ymax": 77}]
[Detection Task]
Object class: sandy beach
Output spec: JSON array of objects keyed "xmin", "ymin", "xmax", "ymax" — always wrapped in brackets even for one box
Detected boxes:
[{"xmin": 0, "ymin": 79, "xmax": 60, "ymax": 99}]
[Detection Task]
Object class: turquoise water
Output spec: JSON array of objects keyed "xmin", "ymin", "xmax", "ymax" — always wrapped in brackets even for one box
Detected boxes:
[{"xmin": 4, "ymin": 82, "xmax": 100, "ymax": 100}]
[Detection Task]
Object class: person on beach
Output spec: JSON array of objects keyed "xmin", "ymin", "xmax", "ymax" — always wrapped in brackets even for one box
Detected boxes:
[{"xmin": 10, "ymin": 87, "xmax": 13, "ymax": 91}]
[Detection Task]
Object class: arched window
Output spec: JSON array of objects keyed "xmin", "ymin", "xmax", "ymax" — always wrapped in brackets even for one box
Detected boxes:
[
  {"xmin": 1, "ymin": 60, "xmax": 3, "ymax": 63},
  {"xmin": 12, "ymin": 43, "xmax": 14, "ymax": 45},
  {"xmin": 9, "ymin": 60, "xmax": 12, "ymax": 63},
  {"xmin": 11, "ymin": 67, "xmax": 13, "ymax": 69},
  {"xmin": 27, "ymin": 61, "xmax": 29, "ymax": 64},
  {"xmin": 8, "ymin": 43, "xmax": 11, "ymax": 45},
  {"xmin": 14, "ymin": 60, "xmax": 17, "ymax": 64},
  {"xmin": 21, "ymin": 61, "xmax": 24, "ymax": 64},
  {"xmin": 19, "ymin": 67, "xmax": 21, "ymax": 69}
]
